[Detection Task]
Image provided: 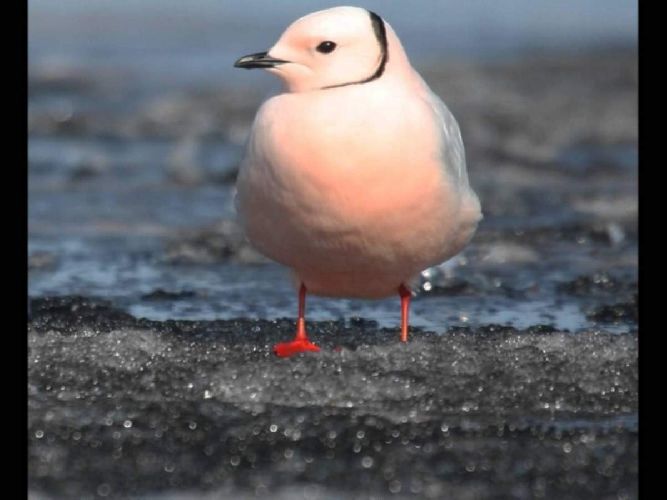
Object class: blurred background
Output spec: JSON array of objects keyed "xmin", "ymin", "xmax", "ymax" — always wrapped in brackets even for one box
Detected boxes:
[{"xmin": 28, "ymin": 0, "xmax": 638, "ymax": 332}]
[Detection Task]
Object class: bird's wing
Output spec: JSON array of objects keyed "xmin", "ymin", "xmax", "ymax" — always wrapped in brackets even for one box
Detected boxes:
[{"xmin": 424, "ymin": 89, "xmax": 471, "ymax": 190}]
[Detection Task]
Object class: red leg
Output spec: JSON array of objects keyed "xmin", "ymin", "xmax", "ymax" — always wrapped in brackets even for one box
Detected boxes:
[
  {"xmin": 273, "ymin": 283, "xmax": 320, "ymax": 357},
  {"xmin": 399, "ymin": 284, "xmax": 411, "ymax": 342}
]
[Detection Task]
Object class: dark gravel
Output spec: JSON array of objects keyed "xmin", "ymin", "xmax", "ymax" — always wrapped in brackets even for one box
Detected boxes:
[{"xmin": 29, "ymin": 296, "xmax": 637, "ymax": 499}]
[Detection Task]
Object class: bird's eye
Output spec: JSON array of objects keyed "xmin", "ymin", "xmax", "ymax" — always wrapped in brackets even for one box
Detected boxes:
[{"xmin": 316, "ymin": 41, "xmax": 337, "ymax": 54}]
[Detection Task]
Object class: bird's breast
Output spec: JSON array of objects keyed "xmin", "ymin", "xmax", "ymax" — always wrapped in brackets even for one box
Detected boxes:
[
  {"xmin": 236, "ymin": 85, "xmax": 468, "ymax": 295},
  {"xmin": 249, "ymin": 84, "xmax": 447, "ymax": 214}
]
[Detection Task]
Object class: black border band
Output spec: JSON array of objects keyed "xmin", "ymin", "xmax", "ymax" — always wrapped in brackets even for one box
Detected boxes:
[{"xmin": 322, "ymin": 10, "xmax": 389, "ymax": 90}]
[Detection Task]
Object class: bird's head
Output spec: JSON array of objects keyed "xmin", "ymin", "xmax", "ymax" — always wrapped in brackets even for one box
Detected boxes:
[{"xmin": 234, "ymin": 6, "xmax": 391, "ymax": 93}]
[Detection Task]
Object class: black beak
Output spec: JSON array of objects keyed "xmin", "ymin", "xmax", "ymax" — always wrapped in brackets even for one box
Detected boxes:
[{"xmin": 234, "ymin": 51, "xmax": 289, "ymax": 69}]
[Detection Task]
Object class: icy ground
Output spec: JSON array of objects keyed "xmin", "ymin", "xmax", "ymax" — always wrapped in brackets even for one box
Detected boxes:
[{"xmin": 29, "ymin": 296, "xmax": 637, "ymax": 499}]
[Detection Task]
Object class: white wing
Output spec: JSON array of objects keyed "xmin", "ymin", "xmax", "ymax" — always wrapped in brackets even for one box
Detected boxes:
[
  {"xmin": 424, "ymin": 89, "xmax": 471, "ymax": 190},
  {"xmin": 422, "ymin": 83, "xmax": 482, "ymax": 229}
]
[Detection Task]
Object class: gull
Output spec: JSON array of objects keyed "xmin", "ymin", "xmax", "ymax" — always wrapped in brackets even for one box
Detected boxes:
[{"xmin": 234, "ymin": 6, "xmax": 481, "ymax": 356}]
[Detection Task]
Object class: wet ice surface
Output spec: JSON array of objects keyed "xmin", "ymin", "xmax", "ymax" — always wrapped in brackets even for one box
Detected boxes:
[
  {"xmin": 29, "ymin": 234, "xmax": 636, "ymax": 335},
  {"xmin": 28, "ymin": 49, "xmax": 637, "ymax": 498}
]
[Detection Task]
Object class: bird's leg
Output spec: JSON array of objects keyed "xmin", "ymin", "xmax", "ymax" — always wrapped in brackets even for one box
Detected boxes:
[
  {"xmin": 399, "ymin": 284, "xmax": 411, "ymax": 342},
  {"xmin": 273, "ymin": 283, "xmax": 320, "ymax": 357}
]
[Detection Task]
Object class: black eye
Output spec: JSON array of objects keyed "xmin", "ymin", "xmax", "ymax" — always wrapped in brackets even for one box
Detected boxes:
[{"xmin": 316, "ymin": 41, "xmax": 337, "ymax": 54}]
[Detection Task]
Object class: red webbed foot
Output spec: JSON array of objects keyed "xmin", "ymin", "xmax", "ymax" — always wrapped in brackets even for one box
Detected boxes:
[{"xmin": 273, "ymin": 338, "xmax": 320, "ymax": 357}]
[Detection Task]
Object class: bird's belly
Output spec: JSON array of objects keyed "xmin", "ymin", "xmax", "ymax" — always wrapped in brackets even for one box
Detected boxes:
[{"xmin": 238, "ymin": 155, "xmax": 471, "ymax": 298}]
